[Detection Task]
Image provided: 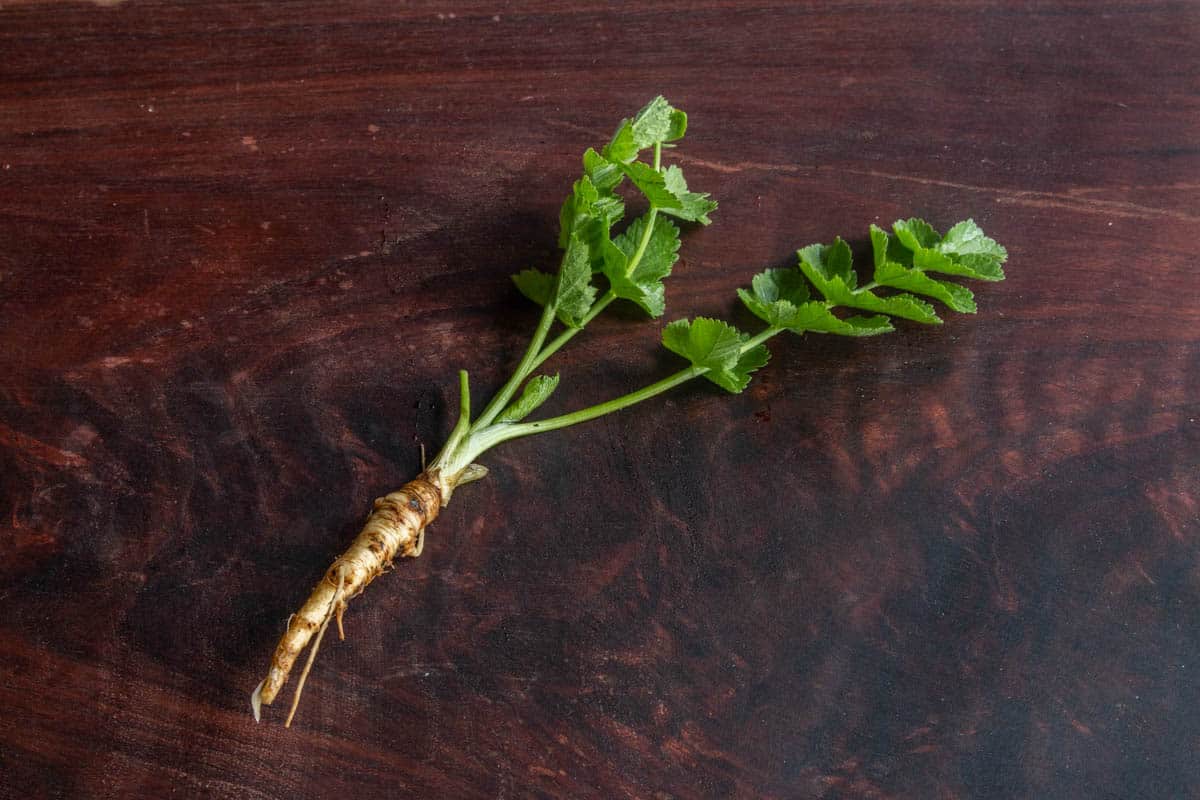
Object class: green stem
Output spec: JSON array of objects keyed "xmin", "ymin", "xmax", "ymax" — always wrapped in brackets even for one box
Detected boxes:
[
  {"xmin": 473, "ymin": 298, "xmax": 557, "ymax": 430},
  {"xmin": 478, "ymin": 365, "xmax": 704, "ymax": 450},
  {"xmin": 741, "ymin": 326, "xmax": 781, "ymax": 353},
  {"xmin": 522, "ymin": 325, "xmax": 780, "ymax": 442},
  {"xmin": 437, "ymin": 369, "xmax": 473, "ymax": 465},
  {"xmin": 528, "ymin": 291, "xmax": 615, "ymax": 373},
  {"xmin": 455, "ymin": 323, "xmax": 786, "ymax": 468}
]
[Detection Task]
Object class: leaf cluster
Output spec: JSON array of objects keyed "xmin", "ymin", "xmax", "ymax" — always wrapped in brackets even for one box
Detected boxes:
[
  {"xmin": 666, "ymin": 218, "xmax": 1007, "ymax": 393},
  {"xmin": 512, "ymin": 97, "xmax": 717, "ymax": 328}
]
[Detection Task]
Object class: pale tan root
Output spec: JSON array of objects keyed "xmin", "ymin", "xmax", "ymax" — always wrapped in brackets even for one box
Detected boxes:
[
  {"xmin": 256, "ymin": 470, "xmax": 449, "ymax": 711},
  {"xmin": 286, "ymin": 568, "xmax": 348, "ymax": 724}
]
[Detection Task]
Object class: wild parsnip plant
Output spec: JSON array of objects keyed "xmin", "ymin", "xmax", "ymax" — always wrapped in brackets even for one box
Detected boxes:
[{"xmin": 253, "ymin": 97, "xmax": 1007, "ymax": 726}]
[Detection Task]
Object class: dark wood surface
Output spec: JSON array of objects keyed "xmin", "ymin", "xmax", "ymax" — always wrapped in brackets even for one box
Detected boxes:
[{"xmin": 2, "ymin": 2, "xmax": 1198, "ymax": 798}]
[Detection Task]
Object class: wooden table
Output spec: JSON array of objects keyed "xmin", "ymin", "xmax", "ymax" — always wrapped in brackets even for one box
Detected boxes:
[{"xmin": 3, "ymin": 2, "xmax": 1197, "ymax": 797}]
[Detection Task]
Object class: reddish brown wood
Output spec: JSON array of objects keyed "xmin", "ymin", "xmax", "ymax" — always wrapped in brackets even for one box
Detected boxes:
[{"xmin": 2, "ymin": 1, "xmax": 1198, "ymax": 797}]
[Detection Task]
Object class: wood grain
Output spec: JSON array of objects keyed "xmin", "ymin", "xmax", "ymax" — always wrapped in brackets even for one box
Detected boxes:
[{"xmin": 2, "ymin": 1, "xmax": 1198, "ymax": 797}]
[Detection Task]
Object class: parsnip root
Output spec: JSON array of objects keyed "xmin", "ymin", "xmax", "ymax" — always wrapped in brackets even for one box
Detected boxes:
[{"xmin": 254, "ymin": 469, "xmax": 453, "ymax": 721}]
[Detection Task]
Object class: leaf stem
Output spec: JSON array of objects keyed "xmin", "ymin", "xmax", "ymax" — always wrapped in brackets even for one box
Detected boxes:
[
  {"xmin": 473, "ymin": 299, "xmax": 557, "ymax": 430},
  {"xmin": 627, "ymin": 211, "xmax": 659, "ymax": 280},
  {"xmin": 437, "ymin": 369, "xmax": 473, "ymax": 468},
  {"xmin": 741, "ymin": 326, "xmax": 781, "ymax": 353},
  {"xmin": 478, "ymin": 365, "xmax": 704, "ymax": 449},
  {"xmin": 528, "ymin": 291, "xmax": 615, "ymax": 373},
  {"xmin": 454, "ymin": 322, "xmax": 784, "ymax": 468}
]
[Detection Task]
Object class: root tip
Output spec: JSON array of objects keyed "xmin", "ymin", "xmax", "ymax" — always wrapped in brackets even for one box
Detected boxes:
[{"xmin": 250, "ymin": 679, "xmax": 265, "ymax": 723}]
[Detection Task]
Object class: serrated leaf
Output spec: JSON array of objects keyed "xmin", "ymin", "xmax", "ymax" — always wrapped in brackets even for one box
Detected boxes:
[
  {"xmin": 555, "ymin": 233, "xmax": 598, "ymax": 327},
  {"xmin": 558, "ymin": 176, "xmax": 600, "ymax": 248},
  {"xmin": 589, "ymin": 193, "xmax": 625, "ymax": 226},
  {"xmin": 604, "ymin": 214, "xmax": 681, "ymax": 316},
  {"xmin": 631, "ymin": 96, "xmax": 674, "ymax": 149},
  {"xmin": 937, "ymin": 219, "xmax": 1007, "ymax": 280},
  {"xmin": 576, "ymin": 194, "xmax": 625, "ymax": 272},
  {"xmin": 559, "ymin": 172, "xmax": 625, "ymax": 275},
  {"xmin": 783, "ymin": 302, "xmax": 894, "ymax": 336},
  {"xmin": 738, "ymin": 268, "xmax": 810, "ymax": 328},
  {"xmin": 583, "ymin": 147, "xmax": 623, "ymax": 192},
  {"xmin": 666, "ymin": 109, "xmax": 687, "ymax": 141},
  {"xmin": 662, "ymin": 317, "xmax": 766, "ymax": 393},
  {"xmin": 941, "ymin": 219, "xmax": 1007, "ymax": 260},
  {"xmin": 796, "ymin": 241, "xmax": 857, "ymax": 300},
  {"xmin": 512, "ymin": 268, "xmax": 554, "ymax": 307},
  {"xmin": 892, "ymin": 217, "xmax": 941, "ymax": 251},
  {"xmin": 597, "ymin": 234, "xmax": 628, "ymax": 276},
  {"xmin": 659, "ymin": 164, "xmax": 717, "ymax": 225},
  {"xmin": 602, "ymin": 120, "xmax": 638, "ymax": 164},
  {"xmin": 612, "ymin": 277, "xmax": 666, "ymax": 319},
  {"xmin": 877, "ymin": 264, "xmax": 977, "ymax": 313},
  {"xmin": 798, "ymin": 240, "xmax": 941, "ymax": 324},
  {"xmin": 497, "ymin": 373, "xmax": 560, "ymax": 423},
  {"xmin": 663, "ymin": 318, "xmax": 739, "ymax": 371},
  {"xmin": 751, "ymin": 268, "xmax": 810, "ymax": 305},
  {"xmin": 720, "ymin": 344, "xmax": 770, "ymax": 393},
  {"xmin": 869, "ymin": 224, "xmax": 895, "ymax": 272},
  {"xmin": 737, "ymin": 287, "xmax": 777, "ymax": 326},
  {"xmin": 911, "ymin": 246, "xmax": 993, "ymax": 280},
  {"xmin": 870, "ymin": 225, "xmax": 976, "ymax": 313},
  {"xmin": 858, "ymin": 291, "xmax": 940, "ymax": 324},
  {"xmin": 892, "ymin": 217, "xmax": 1007, "ymax": 281},
  {"xmin": 738, "ymin": 287, "xmax": 894, "ymax": 337},
  {"xmin": 620, "ymin": 161, "xmax": 683, "ymax": 209},
  {"xmin": 798, "ymin": 239, "xmax": 856, "ymax": 287}
]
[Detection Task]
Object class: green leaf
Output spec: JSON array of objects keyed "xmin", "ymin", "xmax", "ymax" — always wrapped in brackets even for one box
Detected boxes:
[
  {"xmin": 602, "ymin": 120, "xmax": 638, "ymax": 164},
  {"xmin": 558, "ymin": 172, "xmax": 625, "ymax": 275},
  {"xmin": 620, "ymin": 161, "xmax": 683, "ymax": 209},
  {"xmin": 751, "ymin": 268, "xmax": 810, "ymax": 305},
  {"xmin": 870, "ymin": 225, "xmax": 976, "ymax": 313},
  {"xmin": 631, "ymin": 96, "xmax": 674, "ymax": 149},
  {"xmin": 798, "ymin": 239, "xmax": 941, "ymax": 324},
  {"xmin": 775, "ymin": 301, "xmax": 894, "ymax": 336},
  {"xmin": 555, "ymin": 233, "xmax": 598, "ymax": 327},
  {"xmin": 942, "ymin": 219, "xmax": 1008, "ymax": 260},
  {"xmin": 798, "ymin": 237, "xmax": 855, "ymax": 284},
  {"xmin": 737, "ymin": 267, "xmax": 810, "ymax": 327},
  {"xmin": 892, "ymin": 218, "xmax": 941, "ymax": 251},
  {"xmin": 558, "ymin": 176, "xmax": 600, "ymax": 248},
  {"xmin": 892, "ymin": 217, "xmax": 1007, "ymax": 281},
  {"xmin": 515, "ymin": 237, "xmax": 596, "ymax": 323},
  {"xmin": 937, "ymin": 219, "xmax": 1007, "ymax": 281},
  {"xmin": 725, "ymin": 343, "xmax": 770, "ymax": 393},
  {"xmin": 605, "ymin": 214, "xmax": 681, "ymax": 316},
  {"xmin": 663, "ymin": 318, "xmax": 739, "ymax": 373},
  {"xmin": 512, "ymin": 268, "xmax": 554, "ymax": 307},
  {"xmin": 576, "ymin": 196, "xmax": 625, "ymax": 273},
  {"xmin": 498, "ymin": 374, "xmax": 560, "ymax": 423},
  {"xmin": 659, "ymin": 165, "xmax": 717, "ymax": 225},
  {"xmin": 600, "ymin": 97, "xmax": 687, "ymax": 170},
  {"xmin": 875, "ymin": 262, "xmax": 977, "ymax": 313},
  {"xmin": 662, "ymin": 317, "xmax": 767, "ymax": 393},
  {"xmin": 583, "ymin": 147, "xmax": 623, "ymax": 192},
  {"xmin": 738, "ymin": 271, "xmax": 893, "ymax": 335},
  {"xmin": 666, "ymin": 109, "xmax": 687, "ymax": 142}
]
